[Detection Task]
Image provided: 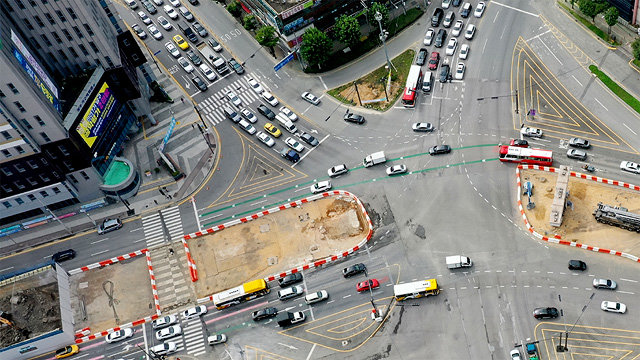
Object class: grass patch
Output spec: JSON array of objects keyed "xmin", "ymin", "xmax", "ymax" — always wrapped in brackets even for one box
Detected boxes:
[
  {"xmin": 305, "ymin": 8, "xmax": 424, "ymax": 73},
  {"xmin": 557, "ymin": 2, "xmax": 619, "ymax": 46},
  {"xmin": 589, "ymin": 64, "xmax": 640, "ymax": 114},
  {"xmin": 633, "ymin": 59, "xmax": 640, "ymax": 69},
  {"xmin": 327, "ymin": 49, "xmax": 416, "ymax": 112}
]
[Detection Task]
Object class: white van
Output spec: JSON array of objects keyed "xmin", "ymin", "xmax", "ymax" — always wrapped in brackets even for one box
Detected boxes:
[
  {"xmin": 276, "ymin": 114, "xmax": 297, "ymax": 134},
  {"xmin": 125, "ymin": 0, "xmax": 138, "ymax": 8},
  {"xmin": 305, "ymin": 290, "xmax": 329, "ymax": 304},
  {"xmin": 422, "ymin": 71, "xmax": 433, "ymax": 93}
]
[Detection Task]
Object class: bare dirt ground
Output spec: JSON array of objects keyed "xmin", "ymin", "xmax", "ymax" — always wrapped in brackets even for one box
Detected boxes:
[
  {"xmin": 189, "ymin": 196, "xmax": 370, "ymax": 298},
  {"xmin": 69, "ymin": 257, "xmax": 154, "ymax": 332},
  {"xmin": 521, "ymin": 169, "xmax": 640, "ymax": 254},
  {"xmin": 0, "ymin": 267, "xmax": 60, "ymax": 347}
]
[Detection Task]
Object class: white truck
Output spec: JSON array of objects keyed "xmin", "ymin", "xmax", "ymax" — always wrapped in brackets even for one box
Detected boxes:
[
  {"xmin": 446, "ymin": 255, "xmax": 473, "ymax": 269},
  {"xmin": 197, "ymin": 42, "xmax": 229, "ymax": 75},
  {"xmin": 276, "ymin": 311, "xmax": 305, "ymax": 327},
  {"xmin": 363, "ymin": 151, "xmax": 386, "ymax": 167}
]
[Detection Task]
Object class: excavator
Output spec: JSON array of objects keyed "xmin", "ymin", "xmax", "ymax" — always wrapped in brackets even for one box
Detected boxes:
[{"xmin": 0, "ymin": 311, "xmax": 15, "ymax": 327}]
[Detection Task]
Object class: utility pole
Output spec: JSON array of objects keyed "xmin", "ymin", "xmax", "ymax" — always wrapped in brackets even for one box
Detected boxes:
[
  {"xmin": 353, "ymin": 81, "xmax": 363, "ymax": 106},
  {"xmin": 375, "ymin": 11, "xmax": 397, "ymax": 72},
  {"xmin": 192, "ymin": 101, "xmax": 208, "ymax": 129}
]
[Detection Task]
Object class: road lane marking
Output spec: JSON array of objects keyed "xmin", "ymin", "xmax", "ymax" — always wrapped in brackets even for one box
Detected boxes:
[
  {"xmin": 319, "ymin": 76, "xmax": 328, "ymax": 90},
  {"xmin": 491, "ymin": 1, "xmax": 539, "ymax": 17},
  {"xmin": 91, "ymin": 249, "xmax": 109, "ymax": 257},
  {"xmin": 594, "ymin": 98, "xmax": 608, "ymax": 111},
  {"xmin": 493, "ymin": 10, "xmax": 500, "ymax": 23},
  {"xmin": 0, "ymin": 267, "xmax": 14, "ymax": 273},
  {"xmin": 540, "ymin": 39, "xmax": 563, "ymax": 65},
  {"xmin": 623, "ymin": 123, "xmax": 637, "ymax": 135},
  {"xmin": 292, "ymin": 134, "xmax": 330, "ymax": 168},
  {"xmin": 619, "ymin": 278, "xmax": 638, "ymax": 283},
  {"xmin": 91, "ymin": 238, "xmax": 110, "ymax": 245},
  {"xmin": 571, "ymin": 75, "xmax": 583, "ymax": 87},
  {"xmin": 617, "ymin": 291, "xmax": 635, "ymax": 295},
  {"xmin": 525, "ymin": 29, "xmax": 551, "ymax": 42}
]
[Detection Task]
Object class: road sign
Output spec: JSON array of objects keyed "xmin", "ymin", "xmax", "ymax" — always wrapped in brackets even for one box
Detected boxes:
[{"xmin": 274, "ymin": 52, "xmax": 295, "ymax": 72}]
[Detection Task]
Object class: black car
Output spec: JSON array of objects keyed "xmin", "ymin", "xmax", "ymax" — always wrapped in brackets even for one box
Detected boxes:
[
  {"xmin": 52, "ymin": 249, "xmax": 76, "ymax": 263},
  {"xmin": 533, "ymin": 307, "xmax": 559, "ymax": 319},
  {"xmin": 300, "ymin": 132, "xmax": 319, "ymax": 146},
  {"xmin": 439, "ymin": 64, "xmax": 450, "ymax": 83},
  {"xmin": 191, "ymin": 76, "xmax": 207, "ymax": 92},
  {"xmin": 429, "ymin": 144, "xmax": 452, "ymax": 155},
  {"xmin": 416, "ymin": 48, "xmax": 428, "ymax": 66},
  {"xmin": 252, "ymin": 307, "xmax": 278, "ymax": 321},
  {"xmin": 187, "ymin": 0, "xmax": 199, "ymax": 4},
  {"xmin": 568, "ymin": 260, "xmax": 587, "ymax": 271},
  {"xmin": 569, "ymin": 137, "xmax": 590, "ymax": 149},
  {"xmin": 257, "ymin": 104, "xmax": 275, "ymax": 120},
  {"xmin": 186, "ymin": 50, "xmax": 202, "ymax": 66},
  {"xmin": 432, "ymin": 8, "xmax": 444, "ymax": 27},
  {"xmin": 434, "ymin": 29, "xmax": 447, "ymax": 48},
  {"xmin": 344, "ymin": 113, "xmax": 365, "ymax": 124},
  {"xmin": 228, "ymin": 58, "xmax": 245, "ymax": 74},
  {"xmin": 278, "ymin": 273, "xmax": 303, "ymax": 287},
  {"xmin": 452, "ymin": 0, "xmax": 462, "ymax": 6},
  {"xmin": 343, "ymin": 263, "xmax": 366, "ymax": 278},
  {"xmin": 192, "ymin": 22, "xmax": 208, "ymax": 37}
]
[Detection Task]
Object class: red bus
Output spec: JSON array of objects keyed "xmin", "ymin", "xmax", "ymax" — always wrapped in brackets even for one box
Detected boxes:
[
  {"xmin": 499, "ymin": 145, "xmax": 553, "ymax": 166},
  {"xmin": 402, "ymin": 65, "xmax": 422, "ymax": 108}
]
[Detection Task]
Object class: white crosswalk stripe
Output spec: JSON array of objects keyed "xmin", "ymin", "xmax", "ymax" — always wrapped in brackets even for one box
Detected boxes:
[
  {"xmin": 142, "ymin": 213, "xmax": 165, "ymax": 247},
  {"xmin": 160, "ymin": 206, "xmax": 184, "ymax": 241},
  {"xmin": 199, "ymin": 74, "xmax": 264, "ymax": 127},
  {"xmin": 182, "ymin": 319, "xmax": 207, "ymax": 356}
]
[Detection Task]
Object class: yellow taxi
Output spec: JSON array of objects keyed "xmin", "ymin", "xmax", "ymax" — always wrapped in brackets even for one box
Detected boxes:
[
  {"xmin": 264, "ymin": 123, "xmax": 281, "ymax": 138},
  {"xmin": 55, "ymin": 345, "xmax": 79, "ymax": 359},
  {"xmin": 172, "ymin": 34, "xmax": 189, "ymax": 50}
]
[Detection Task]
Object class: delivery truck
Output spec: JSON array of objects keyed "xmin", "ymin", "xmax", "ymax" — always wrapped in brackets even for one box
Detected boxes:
[
  {"xmin": 276, "ymin": 311, "xmax": 305, "ymax": 327},
  {"xmin": 363, "ymin": 151, "xmax": 386, "ymax": 167},
  {"xmin": 197, "ymin": 42, "xmax": 229, "ymax": 75},
  {"xmin": 446, "ymin": 255, "xmax": 473, "ymax": 269}
]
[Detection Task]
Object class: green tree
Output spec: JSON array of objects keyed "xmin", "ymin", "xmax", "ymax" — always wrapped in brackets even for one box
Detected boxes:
[
  {"xmin": 255, "ymin": 26, "xmax": 279, "ymax": 57},
  {"xmin": 632, "ymin": 38, "xmax": 640, "ymax": 61},
  {"xmin": 579, "ymin": 0, "xmax": 598, "ymax": 21},
  {"xmin": 243, "ymin": 15, "xmax": 257, "ymax": 31},
  {"xmin": 367, "ymin": 1, "xmax": 389, "ymax": 30},
  {"xmin": 335, "ymin": 15, "xmax": 361, "ymax": 47},
  {"xmin": 604, "ymin": 6, "xmax": 619, "ymax": 34},
  {"xmin": 593, "ymin": 0, "xmax": 610, "ymax": 15},
  {"xmin": 226, "ymin": 1, "xmax": 242, "ymax": 17},
  {"xmin": 300, "ymin": 27, "xmax": 332, "ymax": 69}
]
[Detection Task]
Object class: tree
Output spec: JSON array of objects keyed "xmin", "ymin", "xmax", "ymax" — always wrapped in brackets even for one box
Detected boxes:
[
  {"xmin": 632, "ymin": 38, "xmax": 640, "ymax": 61},
  {"xmin": 226, "ymin": 1, "xmax": 242, "ymax": 17},
  {"xmin": 579, "ymin": 0, "xmax": 598, "ymax": 21},
  {"xmin": 243, "ymin": 15, "xmax": 257, "ymax": 31},
  {"xmin": 604, "ymin": 7, "xmax": 619, "ymax": 34},
  {"xmin": 367, "ymin": 1, "xmax": 389, "ymax": 30},
  {"xmin": 335, "ymin": 15, "xmax": 361, "ymax": 47},
  {"xmin": 255, "ymin": 26, "xmax": 279, "ymax": 57},
  {"xmin": 593, "ymin": 0, "xmax": 609, "ymax": 15},
  {"xmin": 300, "ymin": 27, "xmax": 332, "ymax": 69}
]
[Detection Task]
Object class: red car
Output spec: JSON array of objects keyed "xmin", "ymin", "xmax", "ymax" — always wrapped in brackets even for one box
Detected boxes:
[
  {"xmin": 510, "ymin": 139, "xmax": 529, "ymax": 148},
  {"xmin": 356, "ymin": 279, "xmax": 380, "ymax": 292},
  {"xmin": 428, "ymin": 52, "xmax": 440, "ymax": 70}
]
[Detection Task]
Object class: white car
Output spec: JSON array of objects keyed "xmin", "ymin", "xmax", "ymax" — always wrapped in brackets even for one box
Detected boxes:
[
  {"xmin": 157, "ymin": 16, "xmax": 173, "ymax": 30},
  {"xmin": 182, "ymin": 305, "xmax": 207, "ymax": 320},
  {"xmin": 257, "ymin": 131, "xmax": 275, "ymax": 147},
  {"xmin": 310, "ymin": 181, "xmax": 332, "ymax": 194},
  {"xmin": 152, "ymin": 0, "xmax": 164, "ymax": 5},
  {"xmin": 247, "ymin": 77, "xmax": 264, "ymax": 94},
  {"xmin": 459, "ymin": 44, "xmax": 469, "ymax": 59},
  {"xmin": 199, "ymin": 64, "xmax": 216, "ymax": 81},
  {"xmin": 412, "ymin": 122, "xmax": 435, "ymax": 132},
  {"xmin": 455, "ymin": 62, "xmax": 465, "ymax": 80},
  {"xmin": 386, "ymin": 165, "xmax": 407, "ymax": 176},
  {"xmin": 238, "ymin": 119, "xmax": 256, "ymax": 135},
  {"xmin": 226, "ymin": 90, "xmax": 241, "ymax": 107},
  {"xmin": 301, "ymin": 91, "xmax": 320, "ymax": 105},
  {"xmin": 147, "ymin": 24, "xmax": 163, "ymax": 40},
  {"xmin": 132, "ymin": 23, "xmax": 147, "ymax": 39},
  {"xmin": 424, "ymin": 28, "xmax": 435, "ymax": 45},
  {"xmin": 177, "ymin": 57, "xmax": 193, "ymax": 73},
  {"xmin": 445, "ymin": 38, "xmax": 458, "ymax": 56},
  {"xmin": 105, "ymin": 328, "xmax": 134, "ymax": 343},
  {"xmin": 474, "ymin": 1, "xmax": 486, "ymax": 17},
  {"xmin": 452, "ymin": 20, "xmax": 464, "ymax": 37},
  {"xmin": 152, "ymin": 315, "xmax": 178, "ymax": 329},
  {"xmin": 155, "ymin": 324, "xmax": 182, "ymax": 341},
  {"xmin": 138, "ymin": 11, "xmax": 152, "ymax": 24},
  {"xmin": 442, "ymin": 0, "xmax": 452, "ymax": 8},
  {"xmin": 464, "ymin": 23, "xmax": 476, "ymax": 40},
  {"xmin": 163, "ymin": 5, "xmax": 178, "ymax": 19},
  {"xmin": 305, "ymin": 290, "xmax": 329, "ymax": 304},
  {"xmin": 620, "ymin": 161, "xmax": 640, "ymax": 174},
  {"xmin": 327, "ymin": 164, "xmax": 348, "ymax": 177},
  {"xmin": 165, "ymin": 42, "xmax": 180, "ymax": 58},
  {"xmin": 168, "ymin": 0, "xmax": 180, "ymax": 6},
  {"xmin": 150, "ymin": 342, "xmax": 177, "ymax": 356},
  {"xmin": 509, "ymin": 349, "xmax": 522, "ymax": 360},
  {"xmin": 601, "ymin": 301, "xmax": 626, "ymax": 313},
  {"xmin": 261, "ymin": 91, "xmax": 279, "ymax": 106},
  {"xmin": 279, "ymin": 106, "xmax": 298, "ymax": 121},
  {"xmin": 285, "ymin": 137, "xmax": 305, "ymax": 152},
  {"xmin": 207, "ymin": 334, "xmax": 227, "ymax": 345},
  {"xmin": 520, "ymin": 126, "xmax": 543, "ymax": 138},
  {"xmin": 240, "ymin": 108, "xmax": 257, "ymax": 123}
]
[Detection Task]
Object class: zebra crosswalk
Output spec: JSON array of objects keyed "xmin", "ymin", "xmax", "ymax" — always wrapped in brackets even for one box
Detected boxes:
[
  {"xmin": 160, "ymin": 206, "xmax": 184, "ymax": 242},
  {"xmin": 141, "ymin": 206, "xmax": 184, "ymax": 248},
  {"xmin": 199, "ymin": 72, "xmax": 266, "ymax": 126},
  {"xmin": 142, "ymin": 212, "xmax": 165, "ymax": 248},
  {"xmin": 182, "ymin": 319, "xmax": 207, "ymax": 357}
]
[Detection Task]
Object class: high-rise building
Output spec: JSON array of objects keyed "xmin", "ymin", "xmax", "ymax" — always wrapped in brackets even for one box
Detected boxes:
[{"xmin": 0, "ymin": 0, "xmax": 154, "ymax": 225}]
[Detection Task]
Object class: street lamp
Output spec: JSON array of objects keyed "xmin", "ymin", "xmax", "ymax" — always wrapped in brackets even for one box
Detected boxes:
[{"xmin": 375, "ymin": 11, "xmax": 397, "ymax": 72}]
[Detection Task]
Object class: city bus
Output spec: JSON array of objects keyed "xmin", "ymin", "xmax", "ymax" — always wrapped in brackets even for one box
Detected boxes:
[
  {"xmin": 401, "ymin": 65, "xmax": 423, "ymax": 108},
  {"xmin": 393, "ymin": 279, "xmax": 440, "ymax": 301},
  {"xmin": 498, "ymin": 145, "xmax": 553, "ymax": 166},
  {"xmin": 212, "ymin": 279, "xmax": 270, "ymax": 310}
]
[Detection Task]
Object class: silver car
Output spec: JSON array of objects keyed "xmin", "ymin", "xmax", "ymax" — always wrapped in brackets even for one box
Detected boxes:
[
  {"xmin": 593, "ymin": 278, "xmax": 617, "ymax": 290},
  {"xmin": 566, "ymin": 149, "xmax": 587, "ymax": 160}
]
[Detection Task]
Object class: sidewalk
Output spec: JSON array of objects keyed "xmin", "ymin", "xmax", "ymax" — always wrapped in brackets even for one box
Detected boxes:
[{"xmin": 0, "ymin": 66, "xmax": 217, "ymax": 255}]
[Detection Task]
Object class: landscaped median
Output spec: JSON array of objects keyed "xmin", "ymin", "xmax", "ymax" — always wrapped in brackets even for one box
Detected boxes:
[
  {"xmin": 557, "ymin": 1, "xmax": 619, "ymax": 46},
  {"xmin": 589, "ymin": 64, "xmax": 640, "ymax": 114}
]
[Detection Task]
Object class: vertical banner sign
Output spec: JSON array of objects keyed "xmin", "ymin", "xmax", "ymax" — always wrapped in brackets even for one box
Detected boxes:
[{"xmin": 158, "ymin": 115, "xmax": 177, "ymax": 153}]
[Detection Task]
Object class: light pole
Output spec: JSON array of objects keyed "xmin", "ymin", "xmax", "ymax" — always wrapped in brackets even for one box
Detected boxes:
[{"xmin": 375, "ymin": 11, "xmax": 397, "ymax": 72}]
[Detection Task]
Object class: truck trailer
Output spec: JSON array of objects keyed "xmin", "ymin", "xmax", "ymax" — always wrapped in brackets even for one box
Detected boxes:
[{"xmin": 197, "ymin": 43, "xmax": 229, "ymax": 75}]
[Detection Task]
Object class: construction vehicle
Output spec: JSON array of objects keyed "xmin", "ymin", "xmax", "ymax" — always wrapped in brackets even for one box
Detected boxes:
[
  {"xmin": 593, "ymin": 202, "xmax": 640, "ymax": 232},
  {"xmin": 0, "ymin": 310, "xmax": 15, "ymax": 327}
]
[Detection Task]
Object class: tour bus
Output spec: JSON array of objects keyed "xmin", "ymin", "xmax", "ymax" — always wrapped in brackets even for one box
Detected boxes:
[
  {"xmin": 498, "ymin": 145, "xmax": 553, "ymax": 166},
  {"xmin": 212, "ymin": 279, "xmax": 269, "ymax": 310},
  {"xmin": 401, "ymin": 65, "xmax": 423, "ymax": 108},
  {"xmin": 393, "ymin": 279, "xmax": 440, "ymax": 301}
]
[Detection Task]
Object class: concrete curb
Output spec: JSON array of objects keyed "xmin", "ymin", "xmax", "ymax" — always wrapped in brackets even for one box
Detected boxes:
[
  {"xmin": 192, "ymin": 190, "xmax": 374, "ymax": 304},
  {"xmin": 74, "ymin": 313, "xmax": 159, "ymax": 344},
  {"xmin": 145, "ymin": 251, "xmax": 162, "ymax": 316},
  {"xmin": 516, "ymin": 164, "xmax": 640, "ymax": 263},
  {"xmin": 68, "ymin": 249, "xmax": 148, "ymax": 275}
]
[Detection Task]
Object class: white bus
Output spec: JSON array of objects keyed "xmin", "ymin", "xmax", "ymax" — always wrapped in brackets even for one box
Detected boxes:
[{"xmin": 393, "ymin": 279, "xmax": 440, "ymax": 301}]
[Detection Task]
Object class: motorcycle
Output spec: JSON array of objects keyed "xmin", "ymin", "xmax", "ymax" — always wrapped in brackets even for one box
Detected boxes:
[{"xmin": 583, "ymin": 164, "xmax": 595, "ymax": 173}]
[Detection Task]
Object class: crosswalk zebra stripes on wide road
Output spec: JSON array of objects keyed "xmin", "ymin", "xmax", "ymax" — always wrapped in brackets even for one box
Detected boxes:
[{"xmin": 199, "ymin": 72, "xmax": 267, "ymax": 126}]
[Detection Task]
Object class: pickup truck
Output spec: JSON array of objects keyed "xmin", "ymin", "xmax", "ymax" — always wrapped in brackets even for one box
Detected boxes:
[{"xmin": 276, "ymin": 311, "xmax": 305, "ymax": 327}]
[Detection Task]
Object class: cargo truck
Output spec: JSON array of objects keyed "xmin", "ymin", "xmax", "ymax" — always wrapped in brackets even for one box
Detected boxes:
[
  {"xmin": 363, "ymin": 151, "xmax": 386, "ymax": 167},
  {"xmin": 197, "ymin": 43, "xmax": 229, "ymax": 75},
  {"xmin": 446, "ymin": 255, "xmax": 473, "ymax": 269},
  {"xmin": 276, "ymin": 311, "xmax": 305, "ymax": 327}
]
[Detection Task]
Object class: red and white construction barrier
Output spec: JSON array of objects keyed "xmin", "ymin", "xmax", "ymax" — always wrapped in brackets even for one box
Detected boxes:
[
  {"xmin": 68, "ymin": 249, "xmax": 148, "ymax": 275},
  {"xmin": 195, "ymin": 190, "xmax": 374, "ymax": 304},
  {"xmin": 516, "ymin": 165, "xmax": 640, "ymax": 263},
  {"xmin": 74, "ymin": 313, "xmax": 159, "ymax": 344},
  {"xmin": 145, "ymin": 251, "xmax": 162, "ymax": 315}
]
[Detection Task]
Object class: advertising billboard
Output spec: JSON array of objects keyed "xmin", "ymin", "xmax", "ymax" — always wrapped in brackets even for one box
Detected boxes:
[
  {"xmin": 76, "ymin": 83, "xmax": 117, "ymax": 148},
  {"xmin": 10, "ymin": 30, "xmax": 59, "ymax": 99},
  {"xmin": 12, "ymin": 48, "xmax": 61, "ymax": 112}
]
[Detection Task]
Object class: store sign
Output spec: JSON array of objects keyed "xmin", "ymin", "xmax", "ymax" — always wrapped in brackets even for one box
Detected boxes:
[
  {"xmin": 281, "ymin": 0, "xmax": 314, "ymax": 20},
  {"xmin": 10, "ymin": 30, "xmax": 59, "ymax": 98},
  {"xmin": 76, "ymin": 83, "xmax": 117, "ymax": 148},
  {"xmin": 12, "ymin": 49, "xmax": 61, "ymax": 112}
]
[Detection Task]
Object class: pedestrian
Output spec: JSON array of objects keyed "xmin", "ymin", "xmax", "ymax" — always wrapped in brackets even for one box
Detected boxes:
[
  {"xmin": 154, "ymin": 199, "xmax": 158, "ymax": 205},
  {"xmin": 181, "ymin": 97, "xmax": 184, "ymax": 103}
]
